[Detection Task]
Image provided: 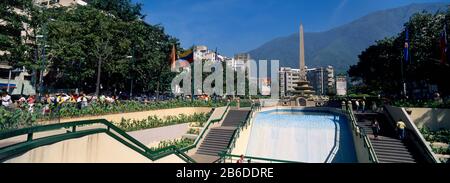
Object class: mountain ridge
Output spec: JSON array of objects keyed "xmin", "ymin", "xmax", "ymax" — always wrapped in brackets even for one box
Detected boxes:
[{"xmin": 247, "ymin": 2, "xmax": 448, "ymax": 73}]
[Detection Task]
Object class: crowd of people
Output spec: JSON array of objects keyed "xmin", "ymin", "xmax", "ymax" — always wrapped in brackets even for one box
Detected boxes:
[{"xmin": 0, "ymin": 91, "xmax": 123, "ymax": 115}]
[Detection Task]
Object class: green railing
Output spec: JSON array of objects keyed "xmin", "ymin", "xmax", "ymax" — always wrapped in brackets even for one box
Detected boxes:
[
  {"xmin": 0, "ymin": 104, "xmax": 232, "ymax": 163},
  {"xmin": 345, "ymin": 104, "xmax": 379, "ymax": 163},
  {"xmin": 0, "ymin": 119, "xmax": 196, "ymax": 163}
]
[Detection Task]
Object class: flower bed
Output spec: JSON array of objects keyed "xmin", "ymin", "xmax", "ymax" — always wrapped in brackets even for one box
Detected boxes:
[
  {"xmin": 420, "ymin": 127, "xmax": 450, "ymax": 163},
  {"xmin": 393, "ymin": 100, "xmax": 450, "ymax": 109},
  {"xmin": 150, "ymin": 138, "xmax": 195, "ymax": 151},
  {"xmin": 116, "ymin": 112, "xmax": 211, "ymax": 132},
  {"xmin": 0, "ymin": 100, "xmax": 224, "ymax": 132}
]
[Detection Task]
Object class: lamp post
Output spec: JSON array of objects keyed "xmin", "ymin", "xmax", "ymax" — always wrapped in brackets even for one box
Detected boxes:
[
  {"xmin": 36, "ymin": 18, "xmax": 54, "ymax": 100},
  {"xmin": 126, "ymin": 55, "xmax": 134, "ymax": 99}
]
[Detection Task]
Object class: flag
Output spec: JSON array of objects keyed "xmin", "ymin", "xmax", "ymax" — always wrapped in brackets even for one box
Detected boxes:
[
  {"xmin": 179, "ymin": 49, "xmax": 194, "ymax": 63},
  {"xmin": 170, "ymin": 45, "xmax": 176, "ymax": 70},
  {"xmin": 440, "ymin": 23, "xmax": 447, "ymax": 64},
  {"xmin": 404, "ymin": 27, "xmax": 410, "ymax": 64}
]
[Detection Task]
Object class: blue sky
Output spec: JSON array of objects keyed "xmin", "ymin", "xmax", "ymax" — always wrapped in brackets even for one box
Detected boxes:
[{"xmin": 136, "ymin": 0, "xmax": 448, "ymax": 56}]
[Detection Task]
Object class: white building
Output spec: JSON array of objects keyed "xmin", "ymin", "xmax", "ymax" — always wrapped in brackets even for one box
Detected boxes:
[
  {"xmin": 280, "ymin": 66, "xmax": 335, "ymax": 97},
  {"xmin": 279, "ymin": 67, "xmax": 300, "ymax": 97},
  {"xmin": 227, "ymin": 53, "xmax": 251, "ymax": 71},
  {"xmin": 194, "ymin": 45, "xmax": 223, "ymax": 62},
  {"xmin": 336, "ymin": 76, "xmax": 347, "ymax": 96},
  {"xmin": 307, "ymin": 66, "xmax": 335, "ymax": 96}
]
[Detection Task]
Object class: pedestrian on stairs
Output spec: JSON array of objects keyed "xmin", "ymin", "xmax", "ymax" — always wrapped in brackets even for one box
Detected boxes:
[
  {"xmin": 355, "ymin": 100, "xmax": 360, "ymax": 111},
  {"xmin": 371, "ymin": 119, "xmax": 380, "ymax": 140},
  {"xmin": 396, "ymin": 119, "xmax": 406, "ymax": 140},
  {"xmin": 361, "ymin": 100, "xmax": 366, "ymax": 113},
  {"xmin": 371, "ymin": 102, "xmax": 377, "ymax": 112}
]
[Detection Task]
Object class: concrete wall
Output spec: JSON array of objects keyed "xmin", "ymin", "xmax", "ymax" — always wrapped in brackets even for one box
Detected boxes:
[
  {"xmin": 5, "ymin": 133, "xmax": 185, "ymax": 163},
  {"xmin": 350, "ymin": 130, "xmax": 372, "ymax": 163},
  {"xmin": 409, "ymin": 108, "xmax": 450, "ymax": 131}
]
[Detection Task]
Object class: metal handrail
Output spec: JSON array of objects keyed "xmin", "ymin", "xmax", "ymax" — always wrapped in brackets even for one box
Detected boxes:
[
  {"xmin": 346, "ymin": 105, "xmax": 379, "ymax": 163},
  {"xmin": 218, "ymin": 104, "xmax": 255, "ymax": 162}
]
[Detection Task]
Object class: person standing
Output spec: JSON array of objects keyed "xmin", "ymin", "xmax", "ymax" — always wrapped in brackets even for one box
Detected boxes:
[
  {"xmin": 361, "ymin": 100, "xmax": 366, "ymax": 113},
  {"xmin": 371, "ymin": 101, "xmax": 377, "ymax": 112},
  {"xmin": 355, "ymin": 100, "xmax": 360, "ymax": 112},
  {"xmin": 371, "ymin": 119, "xmax": 380, "ymax": 139},
  {"xmin": 26, "ymin": 95, "xmax": 36, "ymax": 113},
  {"xmin": 1, "ymin": 92, "xmax": 12, "ymax": 108},
  {"xmin": 396, "ymin": 119, "xmax": 406, "ymax": 140}
]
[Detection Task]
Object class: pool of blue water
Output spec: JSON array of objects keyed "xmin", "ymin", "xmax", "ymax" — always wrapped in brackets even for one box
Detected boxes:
[{"xmin": 245, "ymin": 109, "xmax": 357, "ymax": 163}]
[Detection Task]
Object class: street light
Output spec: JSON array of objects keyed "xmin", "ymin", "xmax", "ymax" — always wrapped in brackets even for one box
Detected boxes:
[
  {"xmin": 36, "ymin": 18, "xmax": 55, "ymax": 99},
  {"xmin": 126, "ymin": 55, "xmax": 134, "ymax": 98}
]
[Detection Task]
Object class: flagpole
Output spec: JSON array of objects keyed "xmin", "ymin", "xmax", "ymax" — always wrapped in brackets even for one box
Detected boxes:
[
  {"xmin": 401, "ymin": 57, "xmax": 406, "ymax": 98},
  {"xmin": 402, "ymin": 27, "xmax": 409, "ymax": 99},
  {"xmin": 191, "ymin": 45, "xmax": 195, "ymax": 102}
]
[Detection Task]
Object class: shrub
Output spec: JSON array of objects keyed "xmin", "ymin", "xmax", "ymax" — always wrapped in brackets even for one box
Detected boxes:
[
  {"xmin": 116, "ymin": 112, "xmax": 211, "ymax": 132},
  {"xmin": 150, "ymin": 138, "xmax": 194, "ymax": 151}
]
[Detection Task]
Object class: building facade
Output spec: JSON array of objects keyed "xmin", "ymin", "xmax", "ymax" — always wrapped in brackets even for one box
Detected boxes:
[
  {"xmin": 307, "ymin": 66, "xmax": 335, "ymax": 96},
  {"xmin": 336, "ymin": 75, "xmax": 347, "ymax": 96},
  {"xmin": 279, "ymin": 67, "xmax": 300, "ymax": 97},
  {"xmin": 280, "ymin": 66, "xmax": 335, "ymax": 97}
]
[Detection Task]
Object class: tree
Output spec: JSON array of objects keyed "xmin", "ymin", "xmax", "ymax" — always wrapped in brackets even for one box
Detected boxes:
[
  {"xmin": 0, "ymin": 0, "xmax": 34, "ymax": 67},
  {"xmin": 39, "ymin": 4, "xmax": 179, "ymax": 96},
  {"xmin": 349, "ymin": 9, "xmax": 450, "ymax": 98},
  {"xmin": 89, "ymin": 0, "xmax": 143, "ymax": 22}
]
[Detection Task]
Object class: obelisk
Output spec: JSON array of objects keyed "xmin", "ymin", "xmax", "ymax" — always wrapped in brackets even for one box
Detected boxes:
[{"xmin": 299, "ymin": 24, "xmax": 306, "ymax": 81}]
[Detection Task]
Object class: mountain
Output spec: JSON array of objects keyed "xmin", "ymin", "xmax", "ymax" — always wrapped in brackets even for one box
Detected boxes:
[{"xmin": 248, "ymin": 2, "xmax": 448, "ymax": 73}]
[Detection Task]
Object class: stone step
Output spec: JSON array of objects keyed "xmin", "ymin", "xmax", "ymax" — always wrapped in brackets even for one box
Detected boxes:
[
  {"xmin": 376, "ymin": 151, "xmax": 414, "ymax": 159},
  {"xmin": 378, "ymin": 156, "xmax": 416, "ymax": 163}
]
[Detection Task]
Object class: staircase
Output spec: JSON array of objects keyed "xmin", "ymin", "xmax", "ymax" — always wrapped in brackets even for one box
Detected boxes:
[
  {"xmin": 221, "ymin": 110, "xmax": 251, "ymax": 127},
  {"xmin": 191, "ymin": 109, "xmax": 251, "ymax": 163},
  {"xmin": 355, "ymin": 112, "xmax": 418, "ymax": 163},
  {"xmin": 196, "ymin": 128, "xmax": 235, "ymax": 156}
]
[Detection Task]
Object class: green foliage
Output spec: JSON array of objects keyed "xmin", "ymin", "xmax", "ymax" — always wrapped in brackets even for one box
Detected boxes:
[
  {"xmin": 150, "ymin": 138, "xmax": 194, "ymax": 151},
  {"xmin": 117, "ymin": 112, "xmax": 211, "ymax": 132},
  {"xmin": 187, "ymin": 128, "xmax": 200, "ymax": 135},
  {"xmin": 393, "ymin": 99, "xmax": 450, "ymax": 108},
  {"xmin": 89, "ymin": 0, "xmax": 143, "ymax": 21},
  {"xmin": 2, "ymin": 0, "xmax": 179, "ymax": 95},
  {"xmin": 420, "ymin": 127, "xmax": 450, "ymax": 144},
  {"xmin": 0, "ymin": 0, "xmax": 35, "ymax": 66},
  {"xmin": 432, "ymin": 146, "xmax": 450, "ymax": 155}
]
